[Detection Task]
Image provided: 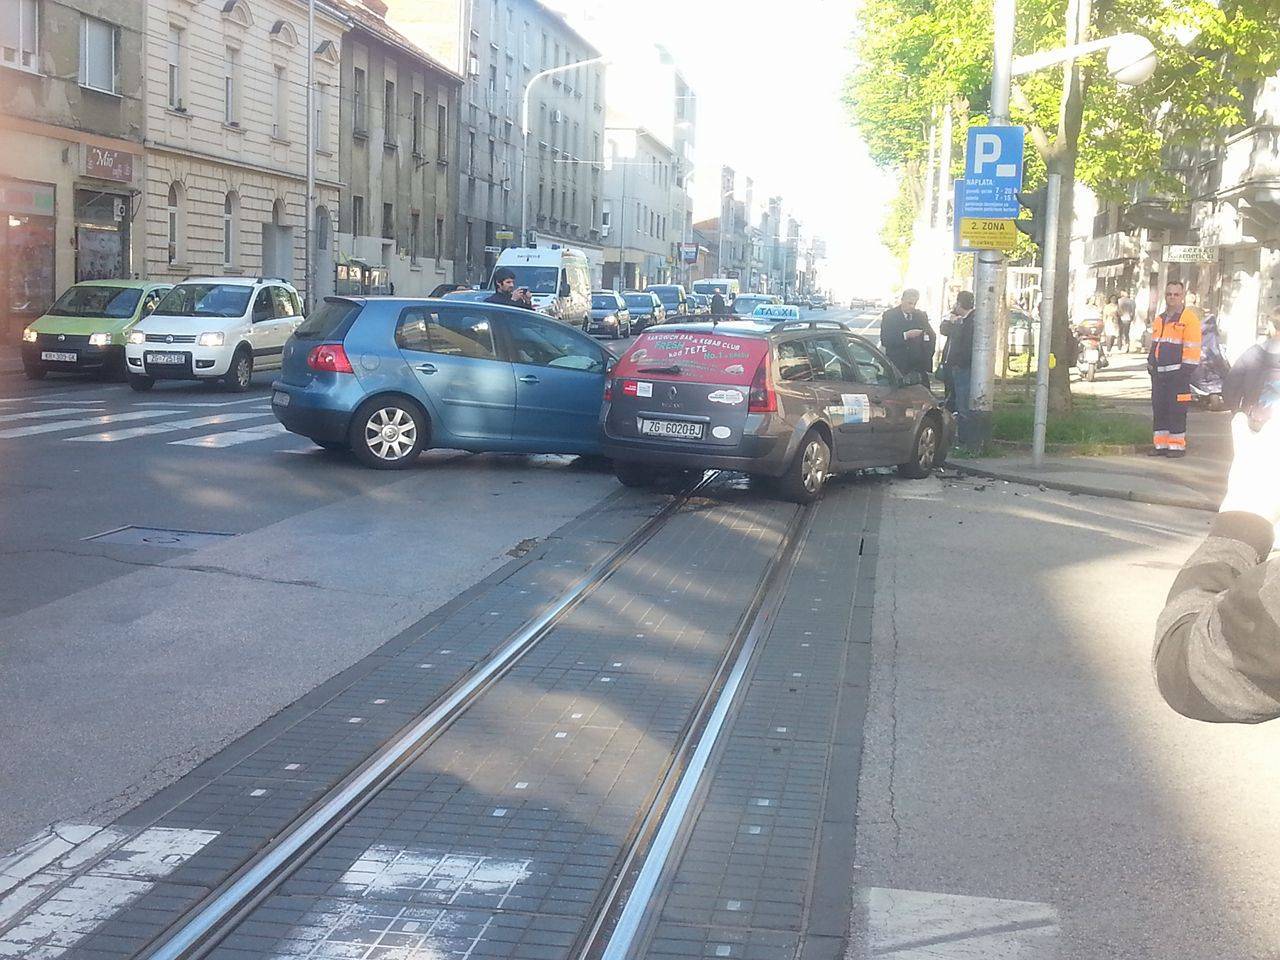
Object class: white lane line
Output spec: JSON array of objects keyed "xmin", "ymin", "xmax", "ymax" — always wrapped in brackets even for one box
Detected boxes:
[
  {"xmin": 0, "ymin": 827, "xmax": 219, "ymax": 959},
  {"xmin": 169, "ymin": 421, "xmax": 289, "ymax": 448},
  {"xmin": 0, "ymin": 410, "xmax": 184, "ymax": 440},
  {"xmin": 136, "ymin": 397, "xmax": 268, "ymax": 408},
  {"xmin": 0, "ymin": 407, "xmax": 103, "ymax": 424},
  {"xmin": 30, "ymin": 399, "xmax": 105, "ymax": 406},
  {"xmin": 66, "ymin": 412, "xmax": 272, "ymax": 443}
]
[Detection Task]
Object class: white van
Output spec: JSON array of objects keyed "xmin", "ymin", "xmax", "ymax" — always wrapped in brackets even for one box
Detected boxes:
[
  {"xmin": 692, "ymin": 277, "xmax": 741, "ymax": 300},
  {"xmin": 489, "ymin": 246, "xmax": 591, "ymax": 327}
]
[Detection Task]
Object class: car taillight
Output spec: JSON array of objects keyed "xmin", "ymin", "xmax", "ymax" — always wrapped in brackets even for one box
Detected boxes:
[
  {"xmin": 748, "ymin": 356, "xmax": 776, "ymax": 413},
  {"xmin": 603, "ymin": 378, "xmax": 613, "ymax": 401},
  {"xmin": 306, "ymin": 343, "xmax": 354, "ymax": 373}
]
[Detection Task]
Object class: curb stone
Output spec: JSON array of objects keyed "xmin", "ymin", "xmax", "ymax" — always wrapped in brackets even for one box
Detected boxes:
[{"xmin": 945, "ymin": 460, "xmax": 1218, "ymax": 513}]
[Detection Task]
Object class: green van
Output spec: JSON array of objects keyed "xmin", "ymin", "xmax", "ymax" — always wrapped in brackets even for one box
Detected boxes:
[{"xmin": 21, "ymin": 279, "xmax": 172, "ymax": 381}]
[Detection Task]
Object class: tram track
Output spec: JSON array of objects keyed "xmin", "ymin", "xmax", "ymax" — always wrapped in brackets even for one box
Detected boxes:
[{"xmin": 128, "ymin": 472, "xmax": 813, "ymax": 960}]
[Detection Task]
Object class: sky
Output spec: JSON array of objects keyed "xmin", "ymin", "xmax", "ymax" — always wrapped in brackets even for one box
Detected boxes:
[{"xmin": 544, "ymin": 0, "xmax": 900, "ymax": 298}]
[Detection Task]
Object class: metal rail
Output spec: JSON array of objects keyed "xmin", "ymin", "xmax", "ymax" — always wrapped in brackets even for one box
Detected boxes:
[{"xmin": 137, "ymin": 473, "xmax": 720, "ymax": 960}]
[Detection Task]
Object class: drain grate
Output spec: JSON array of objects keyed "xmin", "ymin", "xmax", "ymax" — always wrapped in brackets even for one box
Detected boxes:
[{"xmin": 82, "ymin": 525, "xmax": 236, "ymax": 550}]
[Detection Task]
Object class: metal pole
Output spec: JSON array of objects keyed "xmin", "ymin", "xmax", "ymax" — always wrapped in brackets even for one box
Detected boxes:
[
  {"xmin": 520, "ymin": 56, "xmax": 607, "ymax": 247},
  {"xmin": 966, "ymin": 0, "xmax": 1015, "ymax": 450},
  {"xmin": 934, "ymin": 101, "xmax": 953, "ymax": 328},
  {"xmin": 304, "ymin": 0, "xmax": 315, "ymax": 311},
  {"xmin": 616, "ymin": 155, "xmax": 626, "ymax": 290},
  {"xmin": 1031, "ymin": 172, "xmax": 1061, "ymax": 466}
]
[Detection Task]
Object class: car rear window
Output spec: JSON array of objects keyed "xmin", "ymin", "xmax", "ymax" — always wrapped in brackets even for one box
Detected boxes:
[
  {"xmin": 294, "ymin": 299, "xmax": 361, "ymax": 339},
  {"xmin": 613, "ymin": 330, "xmax": 770, "ymax": 386}
]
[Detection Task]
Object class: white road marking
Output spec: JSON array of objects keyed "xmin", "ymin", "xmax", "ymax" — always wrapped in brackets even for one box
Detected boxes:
[
  {"xmin": 66, "ymin": 412, "xmax": 270, "ymax": 442},
  {"xmin": 0, "ymin": 407, "xmax": 102, "ymax": 424},
  {"xmin": 851, "ymin": 887, "xmax": 1059, "ymax": 959},
  {"xmin": 0, "ymin": 826, "xmax": 218, "ymax": 959},
  {"xmin": 0, "ymin": 410, "xmax": 183, "ymax": 440},
  {"xmin": 135, "ymin": 397, "xmax": 267, "ymax": 408},
  {"xmin": 169, "ymin": 421, "xmax": 289, "ymax": 448}
]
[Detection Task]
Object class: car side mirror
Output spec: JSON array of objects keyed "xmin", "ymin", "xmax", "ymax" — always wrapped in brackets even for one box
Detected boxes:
[{"xmin": 559, "ymin": 280, "xmax": 571, "ymax": 298}]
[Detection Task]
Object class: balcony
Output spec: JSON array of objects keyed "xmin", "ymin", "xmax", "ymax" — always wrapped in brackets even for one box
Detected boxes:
[
  {"xmin": 1218, "ymin": 124, "xmax": 1280, "ymax": 210},
  {"xmin": 1083, "ymin": 231, "xmax": 1141, "ymax": 265}
]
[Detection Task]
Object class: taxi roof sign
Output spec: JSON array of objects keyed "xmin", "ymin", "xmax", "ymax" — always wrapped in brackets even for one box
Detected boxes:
[{"xmin": 751, "ymin": 304, "xmax": 801, "ymax": 321}]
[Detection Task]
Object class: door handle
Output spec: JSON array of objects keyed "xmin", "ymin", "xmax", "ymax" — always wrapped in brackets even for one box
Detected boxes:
[
  {"xmin": 518, "ymin": 374, "xmax": 540, "ymax": 384},
  {"xmin": 415, "ymin": 362, "xmax": 437, "ymax": 374}
]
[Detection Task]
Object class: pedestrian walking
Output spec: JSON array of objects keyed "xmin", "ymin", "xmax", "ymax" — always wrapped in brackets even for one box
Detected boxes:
[
  {"xmin": 1153, "ymin": 408, "xmax": 1280, "ymax": 723},
  {"xmin": 710, "ymin": 288, "xmax": 728, "ymax": 318},
  {"xmin": 880, "ymin": 288, "xmax": 937, "ymax": 388},
  {"xmin": 1224, "ymin": 305, "xmax": 1280, "ymax": 418},
  {"xmin": 1147, "ymin": 279, "xmax": 1202, "ymax": 458},
  {"xmin": 1102, "ymin": 294, "xmax": 1120, "ymax": 355},
  {"xmin": 939, "ymin": 291, "xmax": 975, "ymax": 429},
  {"xmin": 1118, "ymin": 290, "xmax": 1136, "ymax": 351}
]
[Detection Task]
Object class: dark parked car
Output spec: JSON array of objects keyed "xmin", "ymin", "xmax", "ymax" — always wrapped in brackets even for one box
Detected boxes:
[
  {"xmin": 646, "ymin": 284, "xmax": 688, "ymax": 319},
  {"xmin": 272, "ymin": 297, "xmax": 612, "ymax": 469},
  {"xmin": 600, "ymin": 319, "xmax": 953, "ymax": 502},
  {"xmin": 687, "ymin": 293, "xmax": 712, "ymax": 316},
  {"xmin": 622, "ymin": 291, "xmax": 666, "ymax": 332},
  {"xmin": 586, "ymin": 290, "xmax": 632, "ymax": 339}
]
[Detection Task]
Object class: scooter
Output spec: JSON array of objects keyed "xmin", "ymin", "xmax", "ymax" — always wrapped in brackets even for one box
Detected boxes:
[{"xmin": 1074, "ymin": 320, "xmax": 1109, "ymax": 382}]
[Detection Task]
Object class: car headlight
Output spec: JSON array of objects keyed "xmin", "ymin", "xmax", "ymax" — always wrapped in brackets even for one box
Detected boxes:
[
  {"xmin": 128, "ymin": 329, "xmax": 146, "ymax": 345},
  {"xmin": 21, "ymin": 327, "xmax": 37, "ymax": 343},
  {"xmin": 197, "ymin": 331, "xmax": 225, "ymax": 347},
  {"xmin": 88, "ymin": 332, "xmax": 111, "ymax": 347}
]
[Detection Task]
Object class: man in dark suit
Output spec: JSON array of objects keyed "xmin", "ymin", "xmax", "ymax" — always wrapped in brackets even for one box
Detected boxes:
[{"xmin": 880, "ymin": 288, "xmax": 937, "ymax": 387}]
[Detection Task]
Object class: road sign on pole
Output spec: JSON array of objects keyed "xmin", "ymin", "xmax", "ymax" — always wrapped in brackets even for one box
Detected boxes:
[
  {"xmin": 953, "ymin": 180, "xmax": 979, "ymax": 253},
  {"xmin": 961, "ymin": 125, "xmax": 1025, "ymax": 217}
]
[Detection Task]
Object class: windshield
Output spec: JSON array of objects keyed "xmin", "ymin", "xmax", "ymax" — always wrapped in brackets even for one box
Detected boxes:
[
  {"xmin": 592, "ymin": 295, "xmax": 618, "ymax": 309},
  {"xmin": 613, "ymin": 330, "xmax": 770, "ymax": 385},
  {"xmin": 47, "ymin": 286, "xmax": 142, "ymax": 320},
  {"xmin": 625, "ymin": 295, "xmax": 654, "ymax": 310},
  {"xmin": 733, "ymin": 296, "xmax": 773, "ymax": 314},
  {"xmin": 649, "ymin": 288, "xmax": 680, "ymax": 304},
  {"xmin": 496, "ymin": 266, "xmax": 559, "ymax": 294},
  {"xmin": 154, "ymin": 284, "xmax": 253, "ymax": 318}
]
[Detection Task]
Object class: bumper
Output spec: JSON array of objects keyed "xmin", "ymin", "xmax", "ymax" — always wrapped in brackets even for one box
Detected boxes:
[
  {"xmin": 600, "ymin": 432, "xmax": 788, "ymax": 477},
  {"xmin": 270, "ymin": 381, "xmax": 355, "ymax": 442},
  {"xmin": 586, "ymin": 320, "xmax": 621, "ymax": 336},
  {"xmin": 22, "ymin": 342, "xmax": 121, "ymax": 371},
  {"xmin": 124, "ymin": 344, "xmax": 235, "ymax": 380}
]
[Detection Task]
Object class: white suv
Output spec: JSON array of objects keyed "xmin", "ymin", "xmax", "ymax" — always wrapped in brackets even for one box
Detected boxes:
[{"xmin": 125, "ymin": 277, "xmax": 305, "ymax": 392}]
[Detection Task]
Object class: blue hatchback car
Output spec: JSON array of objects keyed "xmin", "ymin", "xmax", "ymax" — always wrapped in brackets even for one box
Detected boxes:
[{"xmin": 271, "ymin": 297, "xmax": 613, "ymax": 468}]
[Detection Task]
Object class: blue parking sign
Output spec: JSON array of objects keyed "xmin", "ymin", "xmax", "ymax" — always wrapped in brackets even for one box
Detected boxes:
[{"xmin": 961, "ymin": 125, "xmax": 1025, "ymax": 219}]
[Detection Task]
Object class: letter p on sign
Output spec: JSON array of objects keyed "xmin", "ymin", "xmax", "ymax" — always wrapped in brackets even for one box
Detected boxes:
[{"xmin": 974, "ymin": 134, "xmax": 1018, "ymax": 178}]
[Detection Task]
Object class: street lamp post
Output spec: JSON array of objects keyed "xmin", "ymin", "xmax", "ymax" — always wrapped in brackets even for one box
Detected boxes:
[
  {"xmin": 303, "ymin": 0, "xmax": 315, "ymax": 312},
  {"xmin": 519, "ymin": 56, "xmax": 607, "ymax": 247}
]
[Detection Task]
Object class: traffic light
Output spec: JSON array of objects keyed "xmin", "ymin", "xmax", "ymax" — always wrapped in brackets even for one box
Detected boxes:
[{"xmin": 1016, "ymin": 186, "xmax": 1047, "ymax": 246}]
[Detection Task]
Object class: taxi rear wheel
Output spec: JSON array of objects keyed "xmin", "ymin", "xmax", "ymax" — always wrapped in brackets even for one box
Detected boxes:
[{"xmin": 776, "ymin": 430, "xmax": 830, "ymax": 503}]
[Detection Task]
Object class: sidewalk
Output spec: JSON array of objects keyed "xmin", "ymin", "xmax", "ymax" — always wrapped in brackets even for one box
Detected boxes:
[{"xmin": 951, "ymin": 353, "xmax": 1231, "ymax": 512}]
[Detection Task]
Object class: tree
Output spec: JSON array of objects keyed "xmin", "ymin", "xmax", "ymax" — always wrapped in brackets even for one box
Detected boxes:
[{"xmin": 845, "ymin": 0, "xmax": 1280, "ymax": 411}]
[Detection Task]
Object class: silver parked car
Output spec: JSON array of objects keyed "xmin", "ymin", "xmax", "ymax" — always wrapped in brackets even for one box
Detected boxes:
[{"xmin": 600, "ymin": 318, "xmax": 954, "ymax": 502}]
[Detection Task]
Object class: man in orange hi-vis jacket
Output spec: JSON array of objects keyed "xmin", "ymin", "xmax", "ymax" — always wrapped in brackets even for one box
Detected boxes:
[{"xmin": 1147, "ymin": 279, "xmax": 1202, "ymax": 458}]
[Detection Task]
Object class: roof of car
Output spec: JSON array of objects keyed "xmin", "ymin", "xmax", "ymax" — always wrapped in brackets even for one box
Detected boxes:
[
  {"xmin": 179, "ymin": 276, "xmax": 296, "ymax": 287},
  {"xmin": 68, "ymin": 279, "xmax": 169, "ymax": 289},
  {"xmin": 642, "ymin": 318, "xmax": 861, "ymax": 339}
]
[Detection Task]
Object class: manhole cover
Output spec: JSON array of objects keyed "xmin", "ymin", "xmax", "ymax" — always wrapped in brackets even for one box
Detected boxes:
[{"xmin": 83, "ymin": 525, "xmax": 236, "ymax": 550}]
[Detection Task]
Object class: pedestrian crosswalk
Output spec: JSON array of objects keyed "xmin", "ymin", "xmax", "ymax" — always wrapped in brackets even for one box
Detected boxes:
[{"xmin": 0, "ymin": 393, "xmax": 303, "ymax": 451}]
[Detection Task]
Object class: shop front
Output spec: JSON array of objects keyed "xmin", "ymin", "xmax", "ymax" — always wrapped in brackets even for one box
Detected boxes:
[{"xmin": 0, "ymin": 178, "xmax": 57, "ymax": 341}]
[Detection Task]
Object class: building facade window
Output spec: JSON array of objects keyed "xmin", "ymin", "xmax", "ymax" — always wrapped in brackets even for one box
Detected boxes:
[
  {"xmin": 222, "ymin": 192, "xmax": 238, "ymax": 267},
  {"xmin": 435, "ymin": 216, "xmax": 444, "ymax": 258},
  {"xmin": 409, "ymin": 211, "xmax": 419, "ymax": 263},
  {"xmin": 1, "ymin": 0, "xmax": 38, "ymax": 71},
  {"xmin": 353, "ymin": 66, "xmax": 367, "ymax": 134},
  {"xmin": 167, "ymin": 182, "xmax": 185, "ymax": 265},
  {"xmin": 315, "ymin": 81, "xmax": 329, "ymax": 150},
  {"xmin": 384, "ymin": 78, "xmax": 396, "ymax": 144},
  {"xmin": 352, "ymin": 194, "xmax": 364, "ymax": 236},
  {"xmin": 224, "ymin": 47, "xmax": 240, "ymax": 124},
  {"xmin": 79, "ymin": 15, "xmax": 118, "ymax": 94},
  {"xmin": 167, "ymin": 26, "xmax": 183, "ymax": 108},
  {"xmin": 382, "ymin": 202, "xmax": 393, "ymax": 239},
  {"xmin": 436, "ymin": 103, "xmax": 448, "ymax": 161},
  {"xmin": 274, "ymin": 65, "xmax": 288, "ymax": 138},
  {"xmin": 411, "ymin": 91, "xmax": 422, "ymax": 155}
]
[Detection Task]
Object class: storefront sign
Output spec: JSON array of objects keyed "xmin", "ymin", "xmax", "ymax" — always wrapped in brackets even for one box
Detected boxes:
[
  {"xmin": 84, "ymin": 146, "xmax": 134, "ymax": 183},
  {"xmin": 0, "ymin": 179, "xmax": 55, "ymax": 217},
  {"xmin": 1163, "ymin": 244, "xmax": 1217, "ymax": 263},
  {"xmin": 495, "ymin": 229, "xmax": 514, "ymax": 242},
  {"xmin": 680, "ymin": 242, "xmax": 699, "ymax": 264}
]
